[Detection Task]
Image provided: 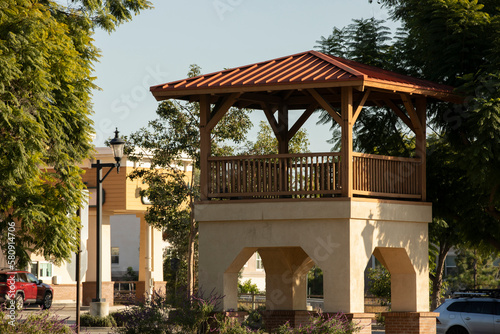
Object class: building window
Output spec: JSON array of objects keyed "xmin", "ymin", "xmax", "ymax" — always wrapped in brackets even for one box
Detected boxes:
[
  {"xmin": 31, "ymin": 262, "xmax": 52, "ymax": 278},
  {"xmin": 111, "ymin": 247, "xmax": 120, "ymax": 264},
  {"xmin": 444, "ymin": 255, "xmax": 457, "ymax": 277},
  {"xmin": 30, "ymin": 262, "xmax": 38, "ymax": 277},
  {"xmin": 256, "ymin": 253, "xmax": 264, "ymax": 270}
]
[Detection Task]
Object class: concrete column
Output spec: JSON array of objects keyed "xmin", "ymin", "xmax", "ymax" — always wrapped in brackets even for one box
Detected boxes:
[
  {"xmin": 373, "ymin": 246, "xmax": 429, "ymax": 312},
  {"xmin": 258, "ymin": 248, "xmax": 312, "ymax": 311},
  {"xmin": 137, "ymin": 214, "xmax": 153, "ymax": 298},
  {"xmin": 83, "ymin": 211, "xmax": 113, "ymax": 306},
  {"xmin": 151, "ymin": 225, "xmax": 164, "ymax": 282}
]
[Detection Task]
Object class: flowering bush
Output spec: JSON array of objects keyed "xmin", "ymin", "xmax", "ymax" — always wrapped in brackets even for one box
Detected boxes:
[
  {"xmin": 275, "ymin": 312, "xmax": 360, "ymax": 334},
  {"xmin": 211, "ymin": 314, "xmax": 264, "ymax": 334},
  {"xmin": 112, "ymin": 289, "xmax": 224, "ymax": 334},
  {"xmin": 0, "ymin": 308, "xmax": 76, "ymax": 334}
]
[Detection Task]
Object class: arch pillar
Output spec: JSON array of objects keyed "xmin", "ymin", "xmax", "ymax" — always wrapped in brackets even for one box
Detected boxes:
[
  {"xmin": 258, "ymin": 247, "xmax": 313, "ymax": 311},
  {"xmin": 82, "ymin": 211, "xmax": 113, "ymax": 306}
]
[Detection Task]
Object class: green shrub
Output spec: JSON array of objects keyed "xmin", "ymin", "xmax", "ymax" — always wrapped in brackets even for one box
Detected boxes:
[
  {"xmin": 110, "ymin": 311, "xmax": 126, "ymax": 327},
  {"xmin": 275, "ymin": 312, "xmax": 360, "ymax": 334},
  {"xmin": 241, "ymin": 308, "xmax": 263, "ymax": 330},
  {"xmin": 213, "ymin": 314, "xmax": 264, "ymax": 334},
  {"xmin": 0, "ymin": 309, "xmax": 76, "ymax": 333},
  {"xmin": 80, "ymin": 313, "xmax": 117, "ymax": 327},
  {"xmin": 238, "ymin": 279, "xmax": 260, "ymax": 294}
]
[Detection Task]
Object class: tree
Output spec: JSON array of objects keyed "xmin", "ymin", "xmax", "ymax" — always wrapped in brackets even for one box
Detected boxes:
[
  {"xmin": 374, "ymin": 0, "xmax": 500, "ymax": 251},
  {"xmin": 367, "ymin": 266, "xmax": 391, "ymax": 304},
  {"xmin": 0, "ymin": 0, "xmax": 151, "ymax": 268},
  {"xmin": 317, "ymin": 1, "xmax": 500, "ymax": 307},
  {"xmin": 238, "ymin": 279, "xmax": 260, "ymax": 294},
  {"xmin": 244, "ymin": 121, "xmax": 310, "ymax": 155},
  {"xmin": 448, "ymin": 247, "xmax": 500, "ymax": 291},
  {"xmin": 127, "ymin": 65, "xmax": 252, "ymax": 299}
]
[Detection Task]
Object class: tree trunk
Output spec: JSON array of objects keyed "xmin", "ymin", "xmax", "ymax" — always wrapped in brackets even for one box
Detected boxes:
[
  {"xmin": 431, "ymin": 242, "xmax": 451, "ymax": 310},
  {"xmin": 186, "ymin": 209, "xmax": 197, "ymax": 299}
]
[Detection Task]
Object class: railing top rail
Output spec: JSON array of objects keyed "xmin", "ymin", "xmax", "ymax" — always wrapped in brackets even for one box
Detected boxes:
[
  {"xmin": 208, "ymin": 152, "xmax": 341, "ymax": 161},
  {"xmin": 352, "ymin": 152, "xmax": 421, "ymax": 163}
]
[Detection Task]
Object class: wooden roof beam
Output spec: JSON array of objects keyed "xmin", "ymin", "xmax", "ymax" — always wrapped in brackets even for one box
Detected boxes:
[
  {"xmin": 289, "ymin": 103, "xmax": 318, "ymax": 139},
  {"xmin": 207, "ymin": 92, "xmax": 240, "ymax": 130},
  {"xmin": 400, "ymin": 93, "xmax": 423, "ymax": 136},
  {"xmin": 384, "ymin": 98, "xmax": 415, "ymax": 132},
  {"xmin": 352, "ymin": 88, "xmax": 371, "ymax": 124},
  {"xmin": 307, "ymin": 88, "xmax": 342, "ymax": 125},
  {"xmin": 261, "ymin": 103, "xmax": 280, "ymax": 138}
]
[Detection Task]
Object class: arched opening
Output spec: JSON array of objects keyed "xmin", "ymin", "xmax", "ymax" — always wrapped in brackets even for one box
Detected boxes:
[
  {"xmin": 225, "ymin": 247, "xmax": 318, "ymax": 312},
  {"xmin": 364, "ymin": 254, "xmax": 391, "ymax": 315},
  {"xmin": 372, "ymin": 247, "xmax": 418, "ymax": 311}
]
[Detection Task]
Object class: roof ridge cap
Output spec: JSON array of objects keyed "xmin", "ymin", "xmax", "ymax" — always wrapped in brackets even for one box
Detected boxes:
[{"xmin": 309, "ymin": 50, "xmax": 367, "ymax": 79}]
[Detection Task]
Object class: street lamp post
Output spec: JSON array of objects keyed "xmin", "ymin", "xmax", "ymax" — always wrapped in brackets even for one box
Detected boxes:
[{"xmin": 90, "ymin": 128, "xmax": 125, "ymax": 317}]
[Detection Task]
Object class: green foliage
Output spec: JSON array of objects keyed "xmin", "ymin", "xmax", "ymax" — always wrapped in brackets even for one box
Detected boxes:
[
  {"xmin": 241, "ymin": 307, "xmax": 264, "ymax": 331},
  {"xmin": 316, "ymin": 18, "xmax": 392, "ymax": 68},
  {"xmin": 113, "ymin": 290, "xmax": 225, "ymax": 334},
  {"xmin": 80, "ymin": 313, "xmax": 117, "ymax": 327},
  {"xmin": 373, "ymin": 0, "xmax": 500, "ymax": 254},
  {"xmin": 275, "ymin": 311, "xmax": 360, "ymax": 334},
  {"xmin": 212, "ymin": 314, "xmax": 264, "ymax": 334},
  {"xmin": 448, "ymin": 247, "xmax": 500, "ymax": 291},
  {"xmin": 237, "ymin": 279, "xmax": 260, "ymax": 294},
  {"xmin": 0, "ymin": 0, "xmax": 150, "ymax": 268},
  {"xmin": 244, "ymin": 121, "xmax": 310, "ymax": 155},
  {"xmin": 127, "ymin": 65, "xmax": 252, "ymax": 297},
  {"xmin": 367, "ymin": 267, "xmax": 391, "ymax": 304},
  {"xmin": 124, "ymin": 267, "xmax": 138, "ymax": 281},
  {"xmin": 0, "ymin": 309, "xmax": 75, "ymax": 333},
  {"xmin": 315, "ymin": 18, "xmax": 414, "ymax": 156},
  {"xmin": 307, "ymin": 266, "xmax": 323, "ymax": 296}
]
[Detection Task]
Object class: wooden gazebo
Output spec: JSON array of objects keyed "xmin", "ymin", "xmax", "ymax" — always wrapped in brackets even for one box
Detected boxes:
[
  {"xmin": 151, "ymin": 50, "xmax": 457, "ymax": 203},
  {"xmin": 150, "ymin": 51, "xmax": 460, "ymax": 334}
]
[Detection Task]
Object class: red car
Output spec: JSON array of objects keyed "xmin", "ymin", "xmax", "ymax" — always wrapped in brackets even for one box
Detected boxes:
[{"xmin": 0, "ymin": 269, "xmax": 53, "ymax": 310}]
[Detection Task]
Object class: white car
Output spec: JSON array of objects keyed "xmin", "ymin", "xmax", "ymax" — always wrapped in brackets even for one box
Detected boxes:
[{"xmin": 435, "ymin": 293, "xmax": 500, "ymax": 334}]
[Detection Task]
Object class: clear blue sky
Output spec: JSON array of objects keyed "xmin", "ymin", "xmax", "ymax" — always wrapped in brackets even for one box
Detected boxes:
[{"xmin": 91, "ymin": 0, "xmax": 398, "ymax": 151}]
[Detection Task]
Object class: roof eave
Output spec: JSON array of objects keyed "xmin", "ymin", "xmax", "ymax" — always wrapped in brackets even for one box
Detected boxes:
[
  {"xmin": 150, "ymin": 79, "xmax": 366, "ymax": 102},
  {"xmin": 365, "ymin": 79, "xmax": 463, "ymax": 103}
]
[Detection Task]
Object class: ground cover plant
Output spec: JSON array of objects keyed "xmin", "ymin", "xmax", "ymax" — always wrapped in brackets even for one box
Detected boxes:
[
  {"xmin": 275, "ymin": 312, "xmax": 361, "ymax": 334},
  {"xmin": 0, "ymin": 307, "xmax": 77, "ymax": 334},
  {"xmin": 109, "ymin": 290, "xmax": 361, "ymax": 334}
]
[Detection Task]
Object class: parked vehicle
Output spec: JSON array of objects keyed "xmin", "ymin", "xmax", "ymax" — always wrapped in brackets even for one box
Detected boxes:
[
  {"xmin": 0, "ymin": 269, "xmax": 53, "ymax": 310},
  {"xmin": 435, "ymin": 290, "xmax": 500, "ymax": 334}
]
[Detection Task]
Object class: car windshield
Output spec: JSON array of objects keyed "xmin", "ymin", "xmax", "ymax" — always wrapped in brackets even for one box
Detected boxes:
[{"xmin": 0, "ymin": 274, "xmax": 6, "ymax": 282}]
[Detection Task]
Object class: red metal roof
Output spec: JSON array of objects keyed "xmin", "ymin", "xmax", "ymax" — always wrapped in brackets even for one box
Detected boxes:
[{"xmin": 150, "ymin": 50, "xmax": 456, "ymax": 99}]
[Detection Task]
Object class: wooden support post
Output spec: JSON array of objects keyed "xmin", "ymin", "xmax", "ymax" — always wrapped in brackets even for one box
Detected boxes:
[
  {"xmin": 200, "ymin": 95, "xmax": 211, "ymax": 200},
  {"xmin": 341, "ymin": 87, "xmax": 353, "ymax": 197},
  {"xmin": 416, "ymin": 98, "xmax": 427, "ymax": 201},
  {"xmin": 278, "ymin": 103, "xmax": 289, "ymax": 154},
  {"xmin": 278, "ymin": 103, "xmax": 288, "ymax": 192}
]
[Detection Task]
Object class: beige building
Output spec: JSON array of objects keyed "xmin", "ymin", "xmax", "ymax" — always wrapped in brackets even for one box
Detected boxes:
[
  {"xmin": 150, "ymin": 50, "xmax": 462, "ymax": 334},
  {"xmin": 0, "ymin": 148, "xmax": 168, "ymax": 306}
]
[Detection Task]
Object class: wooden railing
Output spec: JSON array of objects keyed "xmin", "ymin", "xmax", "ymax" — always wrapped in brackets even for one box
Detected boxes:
[
  {"xmin": 207, "ymin": 152, "xmax": 422, "ymax": 200},
  {"xmin": 208, "ymin": 153, "xmax": 341, "ymax": 198},
  {"xmin": 352, "ymin": 152, "xmax": 422, "ymax": 199}
]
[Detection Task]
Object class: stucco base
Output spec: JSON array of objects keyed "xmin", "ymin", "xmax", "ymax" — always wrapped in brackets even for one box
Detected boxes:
[{"xmin": 196, "ymin": 198, "xmax": 431, "ymax": 314}]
